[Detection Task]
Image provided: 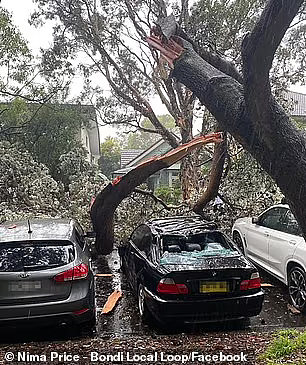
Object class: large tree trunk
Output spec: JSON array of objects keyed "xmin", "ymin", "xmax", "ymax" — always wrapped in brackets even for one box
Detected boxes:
[{"xmin": 164, "ymin": 0, "xmax": 306, "ymax": 237}]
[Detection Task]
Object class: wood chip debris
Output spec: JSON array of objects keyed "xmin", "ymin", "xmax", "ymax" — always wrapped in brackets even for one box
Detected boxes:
[
  {"xmin": 95, "ymin": 273, "xmax": 113, "ymax": 277},
  {"xmin": 261, "ymin": 283, "xmax": 273, "ymax": 287},
  {"xmin": 287, "ymin": 303, "xmax": 301, "ymax": 314},
  {"xmin": 102, "ymin": 290, "xmax": 123, "ymax": 314}
]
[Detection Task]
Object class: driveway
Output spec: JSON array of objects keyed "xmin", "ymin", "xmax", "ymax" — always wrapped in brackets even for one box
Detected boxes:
[
  {"xmin": 0, "ymin": 250, "xmax": 305, "ymax": 365},
  {"xmin": 96, "ymin": 249, "xmax": 306, "ymax": 336}
]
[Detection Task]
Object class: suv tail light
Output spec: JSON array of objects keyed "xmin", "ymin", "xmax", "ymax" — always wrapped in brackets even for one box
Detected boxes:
[
  {"xmin": 157, "ymin": 278, "xmax": 189, "ymax": 294},
  {"xmin": 54, "ymin": 263, "xmax": 89, "ymax": 282},
  {"xmin": 240, "ymin": 272, "xmax": 261, "ymax": 291}
]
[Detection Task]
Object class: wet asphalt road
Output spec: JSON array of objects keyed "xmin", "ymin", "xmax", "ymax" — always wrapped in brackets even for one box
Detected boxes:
[
  {"xmin": 95, "ymin": 249, "xmax": 306, "ymax": 336},
  {"xmin": 1, "ymin": 248, "xmax": 306, "ymax": 344}
]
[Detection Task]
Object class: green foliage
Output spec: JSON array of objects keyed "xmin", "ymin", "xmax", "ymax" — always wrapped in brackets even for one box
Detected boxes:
[
  {"xmin": 99, "ymin": 136, "xmax": 121, "ymax": 178},
  {"xmin": 0, "ymin": 7, "xmax": 32, "ymax": 84},
  {"xmin": 155, "ymin": 185, "xmax": 182, "ymax": 205},
  {"xmin": 0, "ymin": 141, "xmax": 63, "ymax": 221},
  {"xmin": 59, "ymin": 147, "xmax": 107, "ymax": 229},
  {"xmin": 114, "ymin": 186, "xmax": 188, "ymax": 243},
  {"xmin": 189, "ymin": 0, "xmax": 264, "ymax": 62},
  {"xmin": 121, "ymin": 115, "xmax": 177, "ymax": 150},
  {"xmin": 189, "ymin": 0, "xmax": 306, "ymax": 90},
  {"xmin": 221, "ymin": 151, "xmax": 282, "ymax": 216},
  {"xmin": 58, "ymin": 147, "xmax": 93, "ymax": 186},
  {"xmin": 0, "ymin": 101, "xmax": 88, "ymax": 182},
  {"xmin": 0, "ymin": 140, "xmax": 107, "ymax": 231},
  {"xmin": 259, "ymin": 329, "xmax": 306, "ymax": 364}
]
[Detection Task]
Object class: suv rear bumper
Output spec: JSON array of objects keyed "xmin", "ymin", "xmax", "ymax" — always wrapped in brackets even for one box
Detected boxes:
[{"xmin": 0, "ymin": 285, "xmax": 95, "ymax": 327}]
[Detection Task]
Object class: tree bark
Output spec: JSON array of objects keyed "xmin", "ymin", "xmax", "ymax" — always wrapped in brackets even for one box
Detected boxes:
[
  {"xmin": 193, "ymin": 131, "xmax": 227, "ymax": 215},
  {"xmin": 167, "ymin": 0, "xmax": 306, "ymax": 238}
]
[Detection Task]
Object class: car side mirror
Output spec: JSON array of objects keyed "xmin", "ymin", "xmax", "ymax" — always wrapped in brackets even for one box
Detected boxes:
[{"xmin": 252, "ymin": 217, "xmax": 259, "ymax": 225}]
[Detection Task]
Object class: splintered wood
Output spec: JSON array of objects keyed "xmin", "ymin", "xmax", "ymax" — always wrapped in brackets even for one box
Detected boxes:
[
  {"xmin": 101, "ymin": 289, "xmax": 123, "ymax": 314},
  {"xmin": 95, "ymin": 273, "xmax": 113, "ymax": 277}
]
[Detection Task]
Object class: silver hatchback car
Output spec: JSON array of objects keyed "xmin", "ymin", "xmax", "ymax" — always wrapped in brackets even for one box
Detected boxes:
[{"xmin": 0, "ymin": 218, "xmax": 95, "ymax": 329}]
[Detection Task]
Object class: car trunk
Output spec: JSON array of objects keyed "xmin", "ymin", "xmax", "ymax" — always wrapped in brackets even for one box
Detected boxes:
[
  {"xmin": 0, "ymin": 241, "xmax": 74, "ymax": 305},
  {"xmin": 159, "ymin": 255, "xmax": 255, "ymax": 297}
]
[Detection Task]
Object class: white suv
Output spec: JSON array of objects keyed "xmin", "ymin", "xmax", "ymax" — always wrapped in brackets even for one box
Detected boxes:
[{"xmin": 232, "ymin": 205, "xmax": 306, "ymax": 312}]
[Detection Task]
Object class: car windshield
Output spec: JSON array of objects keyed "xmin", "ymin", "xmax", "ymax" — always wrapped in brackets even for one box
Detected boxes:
[
  {"xmin": 0, "ymin": 240, "xmax": 75, "ymax": 272},
  {"xmin": 160, "ymin": 232, "xmax": 238, "ymax": 265}
]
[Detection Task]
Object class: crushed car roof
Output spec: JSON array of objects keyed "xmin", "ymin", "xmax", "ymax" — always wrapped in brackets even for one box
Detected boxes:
[
  {"xmin": 147, "ymin": 215, "xmax": 218, "ymax": 235},
  {"xmin": 0, "ymin": 218, "xmax": 75, "ymax": 243}
]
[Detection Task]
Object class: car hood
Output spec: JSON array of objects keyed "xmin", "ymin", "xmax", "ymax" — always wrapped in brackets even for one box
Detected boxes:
[
  {"xmin": 234, "ymin": 217, "xmax": 252, "ymax": 225},
  {"xmin": 158, "ymin": 251, "xmax": 253, "ymax": 272}
]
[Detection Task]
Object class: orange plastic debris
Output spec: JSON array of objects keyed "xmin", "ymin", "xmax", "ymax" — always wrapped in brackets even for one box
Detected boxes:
[{"xmin": 101, "ymin": 289, "xmax": 123, "ymax": 314}]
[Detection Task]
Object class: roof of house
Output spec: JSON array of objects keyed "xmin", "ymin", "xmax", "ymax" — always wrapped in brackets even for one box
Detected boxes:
[
  {"xmin": 121, "ymin": 149, "xmax": 144, "ymax": 167},
  {"xmin": 112, "ymin": 137, "xmax": 179, "ymax": 176}
]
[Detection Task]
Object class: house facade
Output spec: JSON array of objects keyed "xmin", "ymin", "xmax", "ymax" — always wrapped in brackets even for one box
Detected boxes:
[
  {"xmin": 284, "ymin": 90, "xmax": 306, "ymax": 122},
  {"xmin": 112, "ymin": 138, "xmax": 180, "ymax": 191},
  {"xmin": 76, "ymin": 105, "xmax": 101, "ymax": 165}
]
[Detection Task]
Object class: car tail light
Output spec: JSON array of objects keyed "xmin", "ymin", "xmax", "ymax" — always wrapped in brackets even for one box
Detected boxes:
[
  {"xmin": 73, "ymin": 308, "xmax": 90, "ymax": 316},
  {"xmin": 240, "ymin": 272, "xmax": 261, "ymax": 291},
  {"xmin": 54, "ymin": 263, "xmax": 89, "ymax": 282},
  {"xmin": 157, "ymin": 278, "xmax": 189, "ymax": 294}
]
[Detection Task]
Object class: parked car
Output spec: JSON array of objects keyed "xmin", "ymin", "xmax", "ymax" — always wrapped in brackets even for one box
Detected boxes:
[
  {"xmin": 119, "ymin": 216, "xmax": 264, "ymax": 324},
  {"xmin": 0, "ymin": 218, "xmax": 95, "ymax": 329},
  {"xmin": 232, "ymin": 204, "xmax": 306, "ymax": 312}
]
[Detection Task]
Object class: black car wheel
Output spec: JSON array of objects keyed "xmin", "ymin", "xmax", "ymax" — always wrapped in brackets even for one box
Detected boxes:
[
  {"xmin": 289, "ymin": 266, "xmax": 306, "ymax": 312},
  {"xmin": 82, "ymin": 312, "xmax": 97, "ymax": 333},
  {"xmin": 138, "ymin": 284, "xmax": 151, "ymax": 322},
  {"xmin": 233, "ymin": 232, "xmax": 245, "ymax": 255}
]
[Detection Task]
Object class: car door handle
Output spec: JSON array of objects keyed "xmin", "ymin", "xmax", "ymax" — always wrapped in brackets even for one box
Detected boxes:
[
  {"xmin": 289, "ymin": 240, "xmax": 297, "ymax": 245},
  {"xmin": 264, "ymin": 231, "xmax": 270, "ymax": 237}
]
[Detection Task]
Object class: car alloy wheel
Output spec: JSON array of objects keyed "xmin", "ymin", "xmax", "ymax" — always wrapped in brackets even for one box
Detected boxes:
[
  {"xmin": 289, "ymin": 266, "xmax": 306, "ymax": 312},
  {"xmin": 233, "ymin": 232, "xmax": 245, "ymax": 255}
]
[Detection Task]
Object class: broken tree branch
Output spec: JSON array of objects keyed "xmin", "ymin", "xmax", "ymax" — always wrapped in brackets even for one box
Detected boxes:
[
  {"xmin": 193, "ymin": 131, "xmax": 227, "ymax": 216},
  {"xmin": 91, "ymin": 133, "xmax": 222, "ymax": 254}
]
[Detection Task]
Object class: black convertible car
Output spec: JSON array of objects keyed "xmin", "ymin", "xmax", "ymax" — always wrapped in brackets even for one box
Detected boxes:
[{"xmin": 119, "ymin": 216, "xmax": 264, "ymax": 324}]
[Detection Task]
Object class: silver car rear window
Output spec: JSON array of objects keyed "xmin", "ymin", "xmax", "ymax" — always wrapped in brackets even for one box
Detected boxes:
[{"xmin": 0, "ymin": 241, "xmax": 75, "ymax": 272}]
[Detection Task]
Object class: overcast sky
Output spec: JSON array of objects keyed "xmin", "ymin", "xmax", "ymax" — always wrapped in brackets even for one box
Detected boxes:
[{"xmin": 2, "ymin": 0, "xmax": 306, "ymax": 141}]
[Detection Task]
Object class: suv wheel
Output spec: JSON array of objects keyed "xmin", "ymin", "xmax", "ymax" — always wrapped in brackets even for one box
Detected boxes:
[{"xmin": 288, "ymin": 266, "xmax": 306, "ymax": 312}]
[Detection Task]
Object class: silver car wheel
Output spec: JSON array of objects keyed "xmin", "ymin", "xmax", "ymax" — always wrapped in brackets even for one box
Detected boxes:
[{"xmin": 289, "ymin": 267, "xmax": 306, "ymax": 312}]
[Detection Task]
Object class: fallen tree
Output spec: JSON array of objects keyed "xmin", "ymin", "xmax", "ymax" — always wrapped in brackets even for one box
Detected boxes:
[
  {"xmin": 90, "ymin": 133, "xmax": 222, "ymax": 254},
  {"xmin": 146, "ymin": 0, "xmax": 306, "ymax": 236},
  {"xmin": 91, "ymin": 0, "xmax": 306, "ymax": 254}
]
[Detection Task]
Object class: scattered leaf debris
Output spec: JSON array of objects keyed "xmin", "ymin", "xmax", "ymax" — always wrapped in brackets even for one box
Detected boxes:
[{"xmin": 287, "ymin": 303, "xmax": 301, "ymax": 314}]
